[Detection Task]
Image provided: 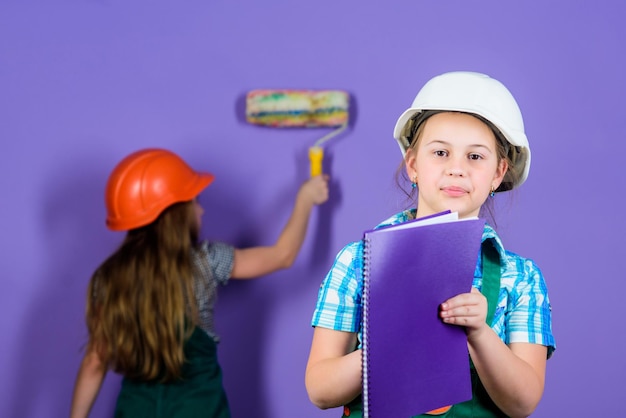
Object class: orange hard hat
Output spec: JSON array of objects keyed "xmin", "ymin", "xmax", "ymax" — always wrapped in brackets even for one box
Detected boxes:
[{"xmin": 105, "ymin": 148, "xmax": 214, "ymax": 231}]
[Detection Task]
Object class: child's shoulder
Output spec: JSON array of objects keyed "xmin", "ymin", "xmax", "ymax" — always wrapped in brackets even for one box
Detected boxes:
[
  {"xmin": 484, "ymin": 225, "xmax": 543, "ymax": 274},
  {"xmin": 338, "ymin": 211, "xmax": 413, "ymax": 253},
  {"xmin": 334, "ymin": 240, "xmax": 364, "ymax": 264},
  {"xmin": 497, "ymin": 245, "xmax": 546, "ymax": 288}
]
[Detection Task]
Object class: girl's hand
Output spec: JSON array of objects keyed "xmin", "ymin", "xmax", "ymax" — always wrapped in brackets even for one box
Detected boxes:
[
  {"xmin": 439, "ymin": 288, "xmax": 490, "ymax": 339},
  {"xmin": 299, "ymin": 174, "xmax": 330, "ymax": 206}
]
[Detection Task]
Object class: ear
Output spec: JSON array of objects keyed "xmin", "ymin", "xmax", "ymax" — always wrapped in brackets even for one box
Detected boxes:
[
  {"xmin": 492, "ymin": 158, "xmax": 509, "ymax": 190},
  {"xmin": 404, "ymin": 150, "xmax": 418, "ymax": 180}
]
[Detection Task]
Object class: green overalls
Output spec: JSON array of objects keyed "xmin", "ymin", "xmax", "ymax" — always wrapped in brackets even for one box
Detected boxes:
[
  {"xmin": 342, "ymin": 240, "xmax": 505, "ymax": 418},
  {"xmin": 114, "ymin": 326, "xmax": 231, "ymax": 418}
]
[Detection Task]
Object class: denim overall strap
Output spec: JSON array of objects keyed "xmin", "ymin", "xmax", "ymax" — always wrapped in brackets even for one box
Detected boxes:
[{"xmin": 480, "ymin": 239, "xmax": 501, "ymax": 328}]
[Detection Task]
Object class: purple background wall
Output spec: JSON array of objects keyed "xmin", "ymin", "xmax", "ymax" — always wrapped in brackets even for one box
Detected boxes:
[{"xmin": 1, "ymin": 1, "xmax": 624, "ymax": 417}]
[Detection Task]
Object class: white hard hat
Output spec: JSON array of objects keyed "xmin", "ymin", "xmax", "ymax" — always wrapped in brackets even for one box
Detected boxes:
[{"xmin": 393, "ymin": 71, "xmax": 530, "ymax": 191}]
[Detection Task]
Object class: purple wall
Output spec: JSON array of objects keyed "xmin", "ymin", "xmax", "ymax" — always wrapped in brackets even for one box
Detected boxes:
[{"xmin": 1, "ymin": 1, "xmax": 624, "ymax": 416}]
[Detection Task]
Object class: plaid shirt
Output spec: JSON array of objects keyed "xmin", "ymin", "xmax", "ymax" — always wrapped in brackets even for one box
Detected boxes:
[
  {"xmin": 311, "ymin": 210, "xmax": 555, "ymax": 357},
  {"xmin": 191, "ymin": 241, "xmax": 234, "ymax": 342}
]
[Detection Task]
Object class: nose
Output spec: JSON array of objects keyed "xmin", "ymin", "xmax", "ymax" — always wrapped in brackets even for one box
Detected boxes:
[
  {"xmin": 445, "ymin": 155, "xmax": 467, "ymax": 177},
  {"xmin": 446, "ymin": 167, "xmax": 465, "ymax": 176}
]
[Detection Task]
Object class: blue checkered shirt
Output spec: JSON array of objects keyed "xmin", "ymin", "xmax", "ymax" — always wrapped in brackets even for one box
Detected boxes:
[{"xmin": 311, "ymin": 210, "xmax": 556, "ymax": 357}]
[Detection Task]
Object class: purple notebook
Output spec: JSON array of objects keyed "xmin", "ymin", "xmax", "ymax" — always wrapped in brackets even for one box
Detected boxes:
[{"xmin": 361, "ymin": 212, "xmax": 485, "ymax": 417}]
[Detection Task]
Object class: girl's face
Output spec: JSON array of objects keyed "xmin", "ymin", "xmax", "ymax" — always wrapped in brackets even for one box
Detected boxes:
[{"xmin": 405, "ymin": 112, "xmax": 507, "ymax": 219}]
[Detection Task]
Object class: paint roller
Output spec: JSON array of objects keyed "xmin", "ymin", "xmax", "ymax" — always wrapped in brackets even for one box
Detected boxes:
[{"xmin": 245, "ymin": 89, "xmax": 349, "ymax": 177}]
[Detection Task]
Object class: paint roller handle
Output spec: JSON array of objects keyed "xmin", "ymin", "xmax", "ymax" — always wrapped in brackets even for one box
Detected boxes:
[
  {"xmin": 308, "ymin": 122, "xmax": 347, "ymax": 177},
  {"xmin": 309, "ymin": 146, "xmax": 324, "ymax": 177}
]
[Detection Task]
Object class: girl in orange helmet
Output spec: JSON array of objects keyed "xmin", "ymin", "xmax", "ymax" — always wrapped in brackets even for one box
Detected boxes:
[{"xmin": 70, "ymin": 148, "xmax": 329, "ymax": 418}]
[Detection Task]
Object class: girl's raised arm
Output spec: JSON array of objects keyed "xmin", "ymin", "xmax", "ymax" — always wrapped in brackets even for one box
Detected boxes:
[{"xmin": 230, "ymin": 175, "xmax": 329, "ymax": 279}]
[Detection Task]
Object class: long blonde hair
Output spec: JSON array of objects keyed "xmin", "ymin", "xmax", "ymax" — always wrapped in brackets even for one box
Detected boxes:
[{"xmin": 86, "ymin": 200, "xmax": 199, "ymax": 382}]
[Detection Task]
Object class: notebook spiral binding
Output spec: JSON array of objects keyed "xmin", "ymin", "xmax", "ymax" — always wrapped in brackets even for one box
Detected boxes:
[{"xmin": 362, "ymin": 235, "xmax": 371, "ymax": 418}]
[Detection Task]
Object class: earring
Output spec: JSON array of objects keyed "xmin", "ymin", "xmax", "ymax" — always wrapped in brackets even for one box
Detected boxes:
[
  {"xmin": 411, "ymin": 176, "xmax": 417, "ymax": 189},
  {"xmin": 490, "ymin": 186, "xmax": 496, "ymax": 198}
]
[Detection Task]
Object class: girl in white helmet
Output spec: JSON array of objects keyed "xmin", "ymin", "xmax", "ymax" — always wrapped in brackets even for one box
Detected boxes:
[
  {"xmin": 70, "ymin": 148, "xmax": 329, "ymax": 418},
  {"xmin": 305, "ymin": 72, "xmax": 555, "ymax": 417}
]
